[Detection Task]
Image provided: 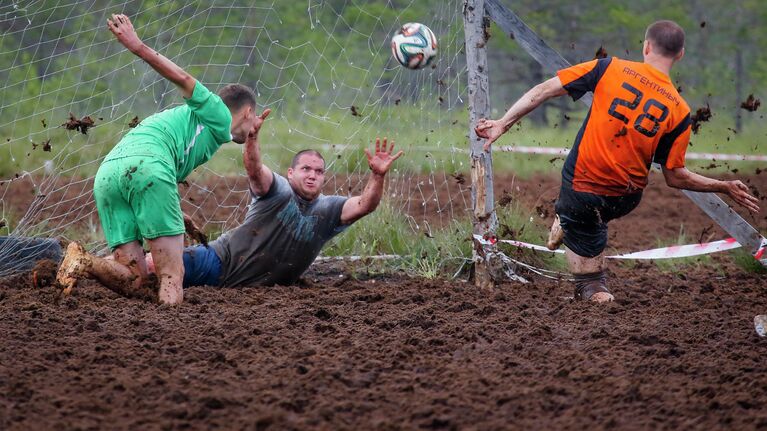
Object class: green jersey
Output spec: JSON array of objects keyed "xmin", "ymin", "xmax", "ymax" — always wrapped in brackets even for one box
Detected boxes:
[{"xmin": 105, "ymin": 81, "xmax": 232, "ymax": 181}]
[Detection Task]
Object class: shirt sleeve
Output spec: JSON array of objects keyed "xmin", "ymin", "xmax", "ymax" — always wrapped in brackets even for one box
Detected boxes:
[
  {"xmin": 654, "ymin": 114, "xmax": 691, "ymax": 169},
  {"xmin": 319, "ymin": 195, "xmax": 350, "ymax": 238},
  {"xmin": 249, "ymin": 173, "xmax": 293, "ymax": 211},
  {"xmin": 185, "ymin": 81, "xmax": 233, "ymax": 144},
  {"xmin": 556, "ymin": 57, "xmax": 613, "ymax": 101}
]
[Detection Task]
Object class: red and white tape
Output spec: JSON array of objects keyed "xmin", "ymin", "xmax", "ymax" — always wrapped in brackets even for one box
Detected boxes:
[
  {"xmin": 756, "ymin": 239, "xmax": 767, "ymax": 265},
  {"xmin": 226, "ymin": 144, "xmax": 766, "ymax": 163},
  {"xmin": 473, "ymin": 234, "xmax": 746, "ymax": 260},
  {"xmin": 496, "ymin": 145, "xmax": 767, "ymax": 162}
]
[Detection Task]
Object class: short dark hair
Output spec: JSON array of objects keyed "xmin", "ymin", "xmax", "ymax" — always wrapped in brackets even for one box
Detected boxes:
[
  {"xmin": 645, "ymin": 20, "xmax": 685, "ymax": 58},
  {"xmin": 291, "ymin": 149, "xmax": 325, "ymax": 168},
  {"xmin": 217, "ymin": 84, "xmax": 256, "ymax": 113}
]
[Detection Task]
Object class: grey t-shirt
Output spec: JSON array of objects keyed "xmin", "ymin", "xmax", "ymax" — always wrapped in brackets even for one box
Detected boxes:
[{"xmin": 210, "ymin": 173, "xmax": 349, "ymax": 287}]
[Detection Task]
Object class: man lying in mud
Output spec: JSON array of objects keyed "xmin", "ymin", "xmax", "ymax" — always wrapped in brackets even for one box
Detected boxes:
[
  {"xmin": 165, "ymin": 135, "xmax": 403, "ymax": 290},
  {"xmin": 56, "ymin": 14, "xmax": 266, "ymax": 304},
  {"xmin": 476, "ymin": 20, "xmax": 760, "ymax": 303},
  {"xmin": 150, "ymin": 135, "xmax": 404, "ymax": 294}
]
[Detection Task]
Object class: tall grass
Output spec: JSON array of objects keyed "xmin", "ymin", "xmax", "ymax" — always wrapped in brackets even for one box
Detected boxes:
[
  {"xmin": 319, "ymin": 190, "xmax": 575, "ymax": 279},
  {"xmin": 322, "ymin": 201, "xmax": 473, "ymax": 278}
]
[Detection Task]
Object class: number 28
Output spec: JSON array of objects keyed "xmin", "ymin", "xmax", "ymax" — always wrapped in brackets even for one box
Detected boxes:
[{"xmin": 607, "ymin": 82, "xmax": 669, "ymax": 138}]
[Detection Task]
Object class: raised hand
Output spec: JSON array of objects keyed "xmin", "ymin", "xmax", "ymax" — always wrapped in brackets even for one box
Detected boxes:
[
  {"xmin": 248, "ymin": 108, "xmax": 272, "ymax": 139},
  {"xmin": 365, "ymin": 137, "xmax": 403, "ymax": 176},
  {"xmin": 474, "ymin": 118, "xmax": 509, "ymax": 151},
  {"xmin": 725, "ymin": 180, "xmax": 761, "ymax": 213},
  {"xmin": 107, "ymin": 14, "xmax": 143, "ymax": 53}
]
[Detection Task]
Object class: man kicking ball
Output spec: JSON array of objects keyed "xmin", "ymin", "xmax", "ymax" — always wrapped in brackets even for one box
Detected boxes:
[
  {"xmin": 476, "ymin": 20, "xmax": 759, "ymax": 302},
  {"xmin": 56, "ymin": 14, "xmax": 268, "ymax": 304}
]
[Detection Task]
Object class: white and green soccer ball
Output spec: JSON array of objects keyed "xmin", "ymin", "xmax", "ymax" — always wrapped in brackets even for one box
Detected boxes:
[{"xmin": 391, "ymin": 22, "xmax": 438, "ymax": 70}]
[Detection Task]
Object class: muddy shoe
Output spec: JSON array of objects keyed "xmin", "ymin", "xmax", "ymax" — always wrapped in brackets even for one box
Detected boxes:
[
  {"xmin": 55, "ymin": 242, "xmax": 91, "ymax": 295},
  {"xmin": 546, "ymin": 215, "xmax": 564, "ymax": 250},
  {"xmin": 573, "ymin": 271, "xmax": 613, "ymax": 302}
]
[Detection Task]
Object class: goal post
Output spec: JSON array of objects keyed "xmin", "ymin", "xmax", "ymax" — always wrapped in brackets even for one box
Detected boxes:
[{"xmin": 462, "ymin": 0, "xmax": 498, "ymax": 290}]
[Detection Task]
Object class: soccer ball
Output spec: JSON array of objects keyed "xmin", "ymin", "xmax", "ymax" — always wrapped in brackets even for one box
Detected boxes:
[{"xmin": 391, "ymin": 23, "xmax": 438, "ymax": 70}]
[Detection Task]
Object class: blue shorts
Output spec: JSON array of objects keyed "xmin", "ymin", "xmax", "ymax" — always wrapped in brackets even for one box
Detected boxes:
[{"xmin": 182, "ymin": 245, "xmax": 222, "ymax": 288}]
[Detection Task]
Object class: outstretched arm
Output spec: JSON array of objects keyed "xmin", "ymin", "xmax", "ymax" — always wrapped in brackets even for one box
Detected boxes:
[
  {"xmin": 107, "ymin": 14, "xmax": 196, "ymax": 98},
  {"xmin": 662, "ymin": 166, "xmax": 760, "ymax": 213},
  {"xmin": 243, "ymin": 109, "xmax": 273, "ymax": 196},
  {"xmin": 340, "ymin": 138, "xmax": 403, "ymax": 225},
  {"xmin": 474, "ymin": 76, "xmax": 568, "ymax": 151}
]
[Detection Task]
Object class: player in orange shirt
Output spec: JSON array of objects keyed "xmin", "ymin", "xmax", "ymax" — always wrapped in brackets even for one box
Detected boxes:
[{"xmin": 476, "ymin": 20, "xmax": 759, "ymax": 303}]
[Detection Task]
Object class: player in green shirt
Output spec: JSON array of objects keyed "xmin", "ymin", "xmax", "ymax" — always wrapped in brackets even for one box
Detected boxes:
[{"xmin": 56, "ymin": 14, "xmax": 270, "ymax": 305}]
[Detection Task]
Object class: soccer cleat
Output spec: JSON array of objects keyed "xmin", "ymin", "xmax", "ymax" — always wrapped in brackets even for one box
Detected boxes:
[
  {"xmin": 546, "ymin": 214, "xmax": 564, "ymax": 250},
  {"xmin": 56, "ymin": 242, "xmax": 91, "ymax": 295}
]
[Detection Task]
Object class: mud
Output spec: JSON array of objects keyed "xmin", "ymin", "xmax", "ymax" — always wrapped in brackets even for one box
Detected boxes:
[
  {"xmin": 1, "ymin": 259, "xmax": 766, "ymax": 429},
  {"xmin": 741, "ymin": 94, "xmax": 761, "ymax": 112},
  {"xmin": 690, "ymin": 105, "xmax": 712, "ymax": 134},
  {"xmin": 62, "ymin": 113, "xmax": 96, "ymax": 134},
  {"xmin": 128, "ymin": 115, "xmax": 141, "ymax": 128},
  {"xmin": 1, "ymin": 169, "xmax": 767, "ymax": 428}
]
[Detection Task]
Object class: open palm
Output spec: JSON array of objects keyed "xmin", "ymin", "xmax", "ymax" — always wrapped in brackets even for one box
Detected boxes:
[{"xmin": 365, "ymin": 137, "xmax": 403, "ymax": 175}]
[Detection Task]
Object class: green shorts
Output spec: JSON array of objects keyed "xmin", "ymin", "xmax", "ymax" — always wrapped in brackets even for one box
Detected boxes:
[{"xmin": 94, "ymin": 156, "xmax": 184, "ymax": 249}]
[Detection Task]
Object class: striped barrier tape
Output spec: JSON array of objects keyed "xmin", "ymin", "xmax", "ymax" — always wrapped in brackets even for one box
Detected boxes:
[
  {"xmin": 757, "ymin": 238, "xmax": 767, "ymax": 266},
  {"xmin": 495, "ymin": 145, "xmax": 767, "ymax": 162},
  {"xmin": 473, "ymin": 234, "xmax": 745, "ymax": 260},
  {"xmin": 225, "ymin": 143, "xmax": 767, "ymax": 162}
]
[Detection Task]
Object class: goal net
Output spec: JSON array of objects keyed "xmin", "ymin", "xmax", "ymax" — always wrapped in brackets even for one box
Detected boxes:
[{"xmin": 0, "ymin": 0, "xmax": 475, "ymax": 276}]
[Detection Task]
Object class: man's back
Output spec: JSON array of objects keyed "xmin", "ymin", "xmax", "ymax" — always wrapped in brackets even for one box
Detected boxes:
[
  {"xmin": 558, "ymin": 57, "xmax": 691, "ymax": 196},
  {"xmin": 105, "ymin": 82, "xmax": 233, "ymax": 182}
]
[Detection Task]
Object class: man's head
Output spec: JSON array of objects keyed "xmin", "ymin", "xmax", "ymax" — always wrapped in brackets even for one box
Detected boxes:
[
  {"xmin": 644, "ymin": 20, "xmax": 685, "ymax": 61},
  {"xmin": 287, "ymin": 150, "xmax": 326, "ymax": 201},
  {"xmin": 219, "ymin": 84, "xmax": 257, "ymax": 144}
]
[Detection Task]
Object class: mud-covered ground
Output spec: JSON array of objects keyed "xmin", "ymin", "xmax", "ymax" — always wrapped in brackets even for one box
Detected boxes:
[
  {"xmin": 1, "ymin": 172, "xmax": 766, "ymax": 429},
  {"xmin": 2, "ymin": 263, "xmax": 767, "ymax": 430}
]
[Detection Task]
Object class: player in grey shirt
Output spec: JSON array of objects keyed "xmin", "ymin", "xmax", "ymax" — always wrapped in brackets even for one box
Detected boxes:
[{"xmin": 163, "ymin": 118, "xmax": 404, "ymax": 288}]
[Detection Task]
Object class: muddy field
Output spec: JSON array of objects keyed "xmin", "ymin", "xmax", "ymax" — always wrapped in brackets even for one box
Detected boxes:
[{"xmin": 1, "ymin": 171, "xmax": 766, "ymax": 429}]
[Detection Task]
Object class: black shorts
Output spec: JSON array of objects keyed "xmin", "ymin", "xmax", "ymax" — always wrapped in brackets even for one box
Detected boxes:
[{"xmin": 554, "ymin": 185, "xmax": 643, "ymax": 258}]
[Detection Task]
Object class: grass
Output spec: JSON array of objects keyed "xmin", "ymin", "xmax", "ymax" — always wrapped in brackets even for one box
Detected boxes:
[
  {"xmin": 495, "ymin": 196, "xmax": 569, "ymax": 274},
  {"xmin": 2, "ymin": 105, "xmax": 765, "ymax": 180},
  {"xmin": 199, "ymin": 109, "xmax": 767, "ymax": 180},
  {"xmin": 319, "ymin": 190, "xmax": 573, "ymax": 280},
  {"xmin": 0, "ymin": 208, "xmax": 20, "ymax": 237},
  {"xmin": 322, "ymin": 201, "xmax": 473, "ymax": 278},
  {"xmin": 732, "ymin": 249, "xmax": 767, "ymax": 275}
]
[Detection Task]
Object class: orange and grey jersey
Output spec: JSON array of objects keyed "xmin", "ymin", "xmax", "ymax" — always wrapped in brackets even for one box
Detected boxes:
[{"xmin": 557, "ymin": 57, "xmax": 691, "ymax": 196}]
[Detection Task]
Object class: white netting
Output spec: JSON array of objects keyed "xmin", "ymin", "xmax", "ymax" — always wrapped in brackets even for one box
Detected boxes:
[{"xmin": 0, "ymin": 0, "xmax": 471, "ymax": 275}]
